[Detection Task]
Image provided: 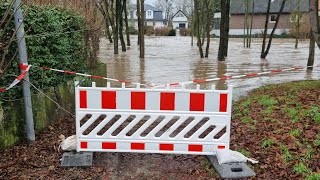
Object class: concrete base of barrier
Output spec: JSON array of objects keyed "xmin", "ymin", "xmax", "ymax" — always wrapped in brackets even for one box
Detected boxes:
[
  {"xmin": 61, "ymin": 151, "xmax": 93, "ymax": 167},
  {"xmin": 206, "ymin": 155, "xmax": 256, "ymax": 179}
]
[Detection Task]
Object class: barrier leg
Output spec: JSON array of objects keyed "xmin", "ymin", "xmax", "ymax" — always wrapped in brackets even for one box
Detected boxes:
[{"xmin": 206, "ymin": 155, "xmax": 256, "ymax": 179}]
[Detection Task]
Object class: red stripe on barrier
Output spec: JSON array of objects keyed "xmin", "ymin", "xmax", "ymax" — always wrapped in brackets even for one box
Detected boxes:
[
  {"xmin": 245, "ymin": 73, "xmax": 258, "ymax": 77},
  {"xmin": 0, "ymin": 88, "xmax": 6, "ymax": 93},
  {"xmin": 271, "ymin": 69, "xmax": 283, "ymax": 73},
  {"xmin": 160, "ymin": 92, "xmax": 175, "ymax": 110},
  {"xmin": 16, "ymin": 71, "xmax": 27, "ymax": 80},
  {"xmin": 218, "ymin": 145, "xmax": 225, "ymax": 149},
  {"xmin": 102, "ymin": 142, "xmax": 117, "ymax": 149},
  {"xmin": 79, "ymin": 91, "xmax": 87, "ymax": 108},
  {"xmin": 193, "ymin": 79, "xmax": 206, "ymax": 83},
  {"xmin": 64, "ymin": 70, "xmax": 76, "ymax": 75},
  {"xmin": 80, "ymin": 142, "xmax": 88, "ymax": 149},
  {"xmin": 294, "ymin": 66, "xmax": 304, "ymax": 70},
  {"xmin": 159, "ymin": 144, "xmax": 174, "ymax": 151},
  {"xmin": 220, "ymin": 76, "xmax": 232, "ymax": 80},
  {"xmin": 190, "ymin": 93, "xmax": 205, "ymax": 111},
  {"xmin": 131, "ymin": 143, "xmax": 145, "ymax": 150},
  {"xmin": 101, "ymin": 91, "xmax": 116, "ymax": 109},
  {"xmin": 188, "ymin": 144, "xmax": 203, "ymax": 152},
  {"xmin": 19, "ymin": 64, "xmax": 29, "ymax": 70},
  {"xmin": 219, "ymin": 94, "xmax": 228, "ymax": 112},
  {"xmin": 91, "ymin": 75, "xmax": 104, "ymax": 79},
  {"xmin": 131, "ymin": 92, "xmax": 146, "ymax": 110}
]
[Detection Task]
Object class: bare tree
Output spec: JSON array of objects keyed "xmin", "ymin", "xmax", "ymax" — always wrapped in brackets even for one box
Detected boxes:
[
  {"xmin": 307, "ymin": 28, "xmax": 315, "ymax": 69},
  {"xmin": 194, "ymin": 0, "xmax": 204, "ymax": 58},
  {"xmin": 218, "ymin": 0, "xmax": 230, "ymax": 61},
  {"xmin": 309, "ymin": 0, "xmax": 320, "ymax": 48},
  {"xmin": 119, "ymin": 0, "xmax": 126, "ymax": 52},
  {"xmin": 124, "ymin": 0, "xmax": 131, "ymax": 46},
  {"xmin": 137, "ymin": 0, "xmax": 145, "ymax": 58},
  {"xmin": 260, "ymin": 0, "xmax": 287, "ymax": 59},
  {"xmin": 205, "ymin": 0, "xmax": 211, "ymax": 57}
]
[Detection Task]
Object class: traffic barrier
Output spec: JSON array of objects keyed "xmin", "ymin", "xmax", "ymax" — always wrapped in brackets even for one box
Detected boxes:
[{"xmin": 75, "ymin": 82, "xmax": 233, "ymax": 155}]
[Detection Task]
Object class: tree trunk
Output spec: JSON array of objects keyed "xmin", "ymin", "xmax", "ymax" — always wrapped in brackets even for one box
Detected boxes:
[
  {"xmin": 249, "ymin": 0, "xmax": 254, "ymax": 47},
  {"xmin": 307, "ymin": 28, "xmax": 315, "ymax": 69},
  {"xmin": 123, "ymin": 0, "xmax": 131, "ymax": 46},
  {"xmin": 261, "ymin": 0, "xmax": 272, "ymax": 58},
  {"xmin": 224, "ymin": 0, "xmax": 230, "ymax": 57},
  {"xmin": 218, "ymin": 0, "xmax": 226, "ymax": 61},
  {"xmin": 137, "ymin": 0, "xmax": 141, "ymax": 46},
  {"xmin": 140, "ymin": 0, "xmax": 145, "ymax": 58},
  {"xmin": 113, "ymin": 0, "xmax": 119, "ymax": 54},
  {"xmin": 309, "ymin": 0, "xmax": 320, "ymax": 49},
  {"xmin": 195, "ymin": 0, "xmax": 204, "ymax": 58},
  {"xmin": 294, "ymin": 0, "xmax": 301, "ymax": 49},
  {"xmin": 261, "ymin": 0, "xmax": 286, "ymax": 59},
  {"xmin": 119, "ymin": 0, "xmax": 126, "ymax": 52},
  {"xmin": 205, "ymin": 0, "xmax": 211, "ymax": 57}
]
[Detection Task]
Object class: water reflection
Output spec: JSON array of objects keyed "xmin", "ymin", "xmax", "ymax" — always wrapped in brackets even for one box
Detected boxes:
[{"xmin": 99, "ymin": 36, "xmax": 320, "ymax": 98}]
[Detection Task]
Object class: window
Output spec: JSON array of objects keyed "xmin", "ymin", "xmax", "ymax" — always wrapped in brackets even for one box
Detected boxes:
[
  {"xmin": 153, "ymin": 21, "xmax": 156, "ymax": 26},
  {"xmin": 270, "ymin": 14, "xmax": 277, "ymax": 23},
  {"xmin": 145, "ymin": 22, "xmax": 147, "ymax": 26},
  {"xmin": 147, "ymin": 11, "xmax": 152, "ymax": 16}
]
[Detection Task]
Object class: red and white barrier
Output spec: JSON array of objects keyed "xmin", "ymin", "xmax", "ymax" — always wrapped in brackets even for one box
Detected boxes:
[
  {"xmin": 0, "ymin": 64, "xmax": 30, "ymax": 93},
  {"xmin": 76, "ymin": 82, "xmax": 233, "ymax": 155}
]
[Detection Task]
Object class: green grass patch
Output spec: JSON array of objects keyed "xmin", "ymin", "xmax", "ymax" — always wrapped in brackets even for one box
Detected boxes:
[
  {"xmin": 242, "ymin": 117, "xmax": 252, "ymax": 124},
  {"xmin": 289, "ymin": 128, "xmax": 302, "ymax": 137},
  {"xmin": 281, "ymin": 107, "xmax": 300, "ymax": 122},
  {"xmin": 305, "ymin": 173, "xmax": 320, "ymax": 180},
  {"xmin": 293, "ymin": 162, "xmax": 310, "ymax": 174},
  {"xmin": 262, "ymin": 107, "xmax": 274, "ymax": 116},
  {"xmin": 280, "ymin": 144, "xmax": 293, "ymax": 162},
  {"xmin": 306, "ymin": 106, "xmax": 320, "ymax": 124},
  {"xmin": 257, "ymin": 95, "xmax": 277, "ymax": 107},
  {"xmin": 261, "ymin": 138, "xmax": 275, "ymax": 148}
]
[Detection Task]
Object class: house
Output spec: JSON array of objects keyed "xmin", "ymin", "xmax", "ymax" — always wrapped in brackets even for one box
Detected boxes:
[
  {"xmin": 211, "ymin": 0, "xmax": 311, "ymax": 36},
  {"xmin": 129, "ymin": 4, "xmax": 166, "ymax": 29},
  {"xmin": 172, "ymin": 10, "xmax": 189, "ymax": 29}
]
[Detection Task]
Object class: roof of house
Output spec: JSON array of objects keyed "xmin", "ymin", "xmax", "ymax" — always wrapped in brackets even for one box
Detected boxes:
[
  {"xmin": 153, "ymin": 11, "xmax": 164, "ymax": 21},
  {"xmin": 230, "ymin": 0, "xmax": 309, "ymax": 14},
  {"xmin": 129, "ymin": 4, "xmax": 162, "ymax": 12},
  {"xmin": 171, "ymin": 10, "xmax": 189, "ymax": 20}
]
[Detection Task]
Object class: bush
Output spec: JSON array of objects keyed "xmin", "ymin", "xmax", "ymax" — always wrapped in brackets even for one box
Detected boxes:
[
  {"xmin": 168, "ymin": 29, "xmax": 176, "ymax": 36},
  {"xmin": 179, "ymin": 28, "xmax": 191, "ymax": 36},
  {"xmin": 0, "ymin": 3, "xmax": 87, "ymax": 99},
  {"xmin": 128, "ymin": 26, "xmax": 138, "ymax": 35},
  {"xmin": 144, "ymin": 26, "xmax": 154, "ymax": 36},
  {"xmin": 155, "ymin": 27, "xmax": 170, "ymax": 36}
]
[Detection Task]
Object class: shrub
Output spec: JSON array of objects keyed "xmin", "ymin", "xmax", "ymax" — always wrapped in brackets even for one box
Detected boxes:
[
  {"xmin": 168, "ymin": 29, "xmax": 176, "ymax": 36},
  {"xmin": 154, "ymin": 27, "xmax": 171, "ymax": 36},
  {"xmin": 0, "ymin": 3, "xmax": 87, "ymax": 100},
  {"xmin": 128, "ymin": 26, "xmax": 138, "ymax": 35},
  {"xmin": 144, "ymin": 26, "xmax": 154, "ymax": 36},
  {"xmin": 179, "ymin": 28, "xmax": 191, "ymax": 36}
]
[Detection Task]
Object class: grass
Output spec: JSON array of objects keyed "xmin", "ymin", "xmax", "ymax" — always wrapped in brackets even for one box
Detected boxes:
[
  {"xmin": 305, "ymin": 173, "xmax": 320, "ymax": 180},
  {"xmin": 261, "ymin": 138, "xmax": 275, "ymax": 148},
  {"xmin": 289, "ymin": 128, "xmax": 302, "ymax": 137},
  {"xmin": 257, "ymin": 95, "xmax": 277, "ymax": 107},
  {"xmin": 293, "ymin": 162, "xmax": 311, "ymax": 174},
  {"xmin": 281, "ymin": 107, "xmax": 300, "ymax": 123},
  {"xmin": 235, "ymin": 148, "xmax": 251, "ymax": 157},
  {"xmin": 280, "ymin": 144, "xmax": 293, "ymax": 162},
  {"xmin": 306, "ymin": 106, "xmax": 320, "ymax": 124}
]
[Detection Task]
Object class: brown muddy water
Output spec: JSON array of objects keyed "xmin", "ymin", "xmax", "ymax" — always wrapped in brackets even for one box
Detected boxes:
[
  {"xmin": 97, "ymin": 36, "xmax": 319, "ymax": 179},
  {"xmin": 99, "ymin": 36, "xmax": 319, "ymax": 99}
]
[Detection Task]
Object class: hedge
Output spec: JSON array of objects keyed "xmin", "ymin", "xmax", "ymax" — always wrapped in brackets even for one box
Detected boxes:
[{"xmin": 0, "ymin": 2, "xmax": 88, "ymax": 100}]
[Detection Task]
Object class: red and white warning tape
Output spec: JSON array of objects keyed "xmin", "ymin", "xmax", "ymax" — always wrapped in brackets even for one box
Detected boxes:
[
  {"xmin": 35, "ymin": 66, "xmax": 151, "ymax": 87},
  {"xmin": 0, "ymin": 64, "xmax": 30, "ymax": 93},
  {"xmin": 153, "ymin": 64, "xmax": 320, "ymax": 88},
  {"xmin": 1, "ymin": 64, "xmax": 319, "ymax": 93}
]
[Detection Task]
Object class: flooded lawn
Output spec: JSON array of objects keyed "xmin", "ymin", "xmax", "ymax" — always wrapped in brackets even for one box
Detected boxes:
[{"xmin": 99, "ymin": 36, "xmax": 320, "ymax": 98}]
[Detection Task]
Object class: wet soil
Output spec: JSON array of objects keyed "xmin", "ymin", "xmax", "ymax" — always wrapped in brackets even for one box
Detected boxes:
[{"xmin": 0, "ymin": 81, "xmax": 319, "ymax": 179}]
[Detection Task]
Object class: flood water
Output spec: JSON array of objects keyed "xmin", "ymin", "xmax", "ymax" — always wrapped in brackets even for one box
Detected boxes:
[{"xmin": 99, "ymin": 36, "xmax": 320, "ymax": 99}]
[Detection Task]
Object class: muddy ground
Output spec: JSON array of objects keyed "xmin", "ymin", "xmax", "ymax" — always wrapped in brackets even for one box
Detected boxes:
[{"xmin": 0, "ymin": 81, "xmax": 319, "ymax": 179}]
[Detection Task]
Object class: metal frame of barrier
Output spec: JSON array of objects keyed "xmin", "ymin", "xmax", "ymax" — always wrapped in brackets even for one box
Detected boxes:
[{"xmin": 75, "ymin": 82, "xmax": 233, "ymax": 155}]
